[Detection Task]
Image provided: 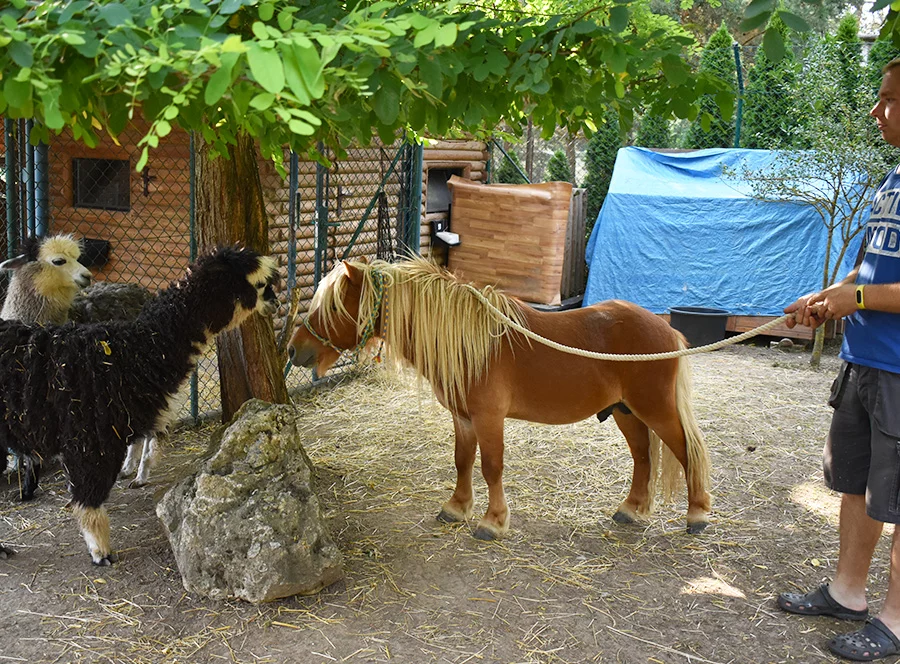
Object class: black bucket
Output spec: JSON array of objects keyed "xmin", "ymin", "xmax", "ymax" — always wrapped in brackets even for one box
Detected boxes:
[{"xmin": 669, "ymin": 306, "xmax": 730, "ymax": 347}]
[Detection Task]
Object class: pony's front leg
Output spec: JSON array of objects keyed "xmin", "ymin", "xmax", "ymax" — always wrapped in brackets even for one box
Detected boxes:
[
  {"xmin": 437, "ymin": 414, "xmax": 477, "ymax": 524},
  {"xmin": 611, "ymin": 410, "xmax": 654, "ymax": 524},
  {"xmin": 471, "ymin": 415, "xmax": 508, "ymax": 541}
]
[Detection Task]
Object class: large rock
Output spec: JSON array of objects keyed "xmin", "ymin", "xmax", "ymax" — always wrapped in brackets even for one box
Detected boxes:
[{"xmin": 157, "ymin": 399, "xmax": 343, "ymax": 603}]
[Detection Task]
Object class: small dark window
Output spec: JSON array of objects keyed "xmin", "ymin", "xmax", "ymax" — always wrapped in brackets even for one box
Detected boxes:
[
  {"xmin": 426, "ymin": 168, "xmax": 462, "ymax": 214},
  {"xmin": 73, "ymin": 158, "xmax": 130, "ymax": 211}
]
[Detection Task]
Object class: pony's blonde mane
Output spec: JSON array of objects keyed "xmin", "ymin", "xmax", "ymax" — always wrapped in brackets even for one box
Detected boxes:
[{"xmin": 312, "ymin": 257, "xmax": 528, "ymax": 407}]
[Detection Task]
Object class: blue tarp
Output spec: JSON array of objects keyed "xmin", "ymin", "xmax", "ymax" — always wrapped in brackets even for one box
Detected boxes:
[{"xmin": 584, "ymin": 147, "xmax": 865, "ymax": 315}]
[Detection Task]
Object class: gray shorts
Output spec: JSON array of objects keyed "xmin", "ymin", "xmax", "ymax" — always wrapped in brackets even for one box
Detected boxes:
[{"xmin": 825, "ymin": 362, "xmax": 900, "ymax": 523}]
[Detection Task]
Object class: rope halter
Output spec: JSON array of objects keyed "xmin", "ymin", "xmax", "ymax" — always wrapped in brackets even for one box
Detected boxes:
[{"xmin": 303, "ymin": 268, "xmax": 386, "ymax": 360}]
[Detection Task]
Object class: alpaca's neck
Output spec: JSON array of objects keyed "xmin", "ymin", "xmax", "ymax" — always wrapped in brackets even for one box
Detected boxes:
[
  {"xmin": 1, "ymin": 279, "xmax": 72, "ymax": 324},
  {"xmin": 134, "ymin": 283, "xmax": 222, "ymax": 384}
]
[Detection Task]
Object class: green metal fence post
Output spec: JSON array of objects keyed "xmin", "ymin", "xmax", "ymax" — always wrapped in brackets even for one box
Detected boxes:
[
  {"xmin": 189, "ymin": 131, "xmax": 199, "ymax": 423},
  {"xmin": 25, "ymin": 120, "xmax": 34, "ymax": 236},
  {"xmin": 35, "ymin": 142, "xmax": 48, "ymax": 236},
  {"xmin": 314, "ymin": 144, "xmax": 328, "ymax": 285},
  {"xmin": 490, "ymin": 138, "xmax": 531, "ymax": 183},
  {"xmin": 733, "ymin": 43, "xmax": 744, "ymax": 149},
  {"xmin": 406, "ymin": 140, "xmax": 424, "ymax": 253},
  {"xmin": 5, "ymin": 119, "xmax": 18, "ymax": 258}
]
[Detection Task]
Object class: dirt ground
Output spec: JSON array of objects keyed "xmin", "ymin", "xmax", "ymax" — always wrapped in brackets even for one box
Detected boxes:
[{"xmin": 1, "ymin": 339, "xmax": 894, "ymax": 664}]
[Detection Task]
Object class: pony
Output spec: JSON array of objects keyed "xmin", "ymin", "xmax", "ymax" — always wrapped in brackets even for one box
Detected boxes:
[{"xmin": 288, "ymin": 257, "xmax": 712, "ymax": 539}]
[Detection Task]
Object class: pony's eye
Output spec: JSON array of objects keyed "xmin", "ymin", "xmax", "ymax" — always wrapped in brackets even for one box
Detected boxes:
[
  {"xmin": 255, "ymin": 281, "xmax": 265, "ymax": 289},
  {"xmin": 52, "ymin": 258, "xmax": 66, "ymax": 266}
]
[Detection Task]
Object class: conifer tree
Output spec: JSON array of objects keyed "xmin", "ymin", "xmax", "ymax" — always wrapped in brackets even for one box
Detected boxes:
[
  {"xmin": 834, "ymin": 14, "xmax": 863, "ymax": 114},
  {"xmin": 546, "ymin": 150, "xmax": 573, "ymax": 183},
  {"xmin": 583, "ymin": 109, "xmax": 621, "ymax": 237},
  {"xmin": 634, "ymin": 114, "xmax": 672, "ymax": 149},
  {"xmin": 494, "ymin": 149, "xmax": 529, "ymax": 184},
  {"xmin": 740, "ymin": 16, "xmax": 797, "ymax": 149},
  {"xmin": 866, "ymin": 38, "xmax": 900, "ymax": 97},
  {"xmin": 685, "ymin": 24, "xmax": 737, "ymax": 149}
]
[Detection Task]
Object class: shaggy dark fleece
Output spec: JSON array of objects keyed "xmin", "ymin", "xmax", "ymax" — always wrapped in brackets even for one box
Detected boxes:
[{"xmin": 0, "ymin": 247, "xmax": 277, "ymax": 563}]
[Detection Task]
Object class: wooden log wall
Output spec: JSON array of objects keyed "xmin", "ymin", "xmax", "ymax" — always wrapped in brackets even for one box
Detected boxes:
[
  {"xmin": 269, "ymin": 138, "xmax": 488, "ymax": 333},
  {"xmin": 420, "ymin": 139, "xmax": 489, "ymax": 265},
  {"xmin": 34, "ymin": 128, "xmax": 488, "ymax": 336}
]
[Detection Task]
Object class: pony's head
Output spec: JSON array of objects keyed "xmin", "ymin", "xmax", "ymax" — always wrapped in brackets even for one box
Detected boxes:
[
  {"xmin": 289, "ymin": 255, "xmax": 528, "ymax": 408},
  {"xmin": 288, "ymin": 258, "xmax": 377, "ymax": 376}
]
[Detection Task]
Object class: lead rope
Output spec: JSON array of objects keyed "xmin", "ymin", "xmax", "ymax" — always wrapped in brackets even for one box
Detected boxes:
[{"xmin": 463, "ymin": 284, "xmax": 796, "ymax": 361}]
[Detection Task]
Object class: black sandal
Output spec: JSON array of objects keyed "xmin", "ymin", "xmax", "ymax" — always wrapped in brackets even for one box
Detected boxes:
[
  {"xmin": 829, "ymin": 618, "xmax": 900, "ymax": 661},
  {"xmin": 777, "ymin": 584, "xmax": 868, "ymax": 621}
]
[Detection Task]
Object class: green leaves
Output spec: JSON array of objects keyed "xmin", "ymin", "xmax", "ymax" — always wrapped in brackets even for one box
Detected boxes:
[
  {"xmin": 247, "ymin": 44, "xmax": 284, "ymax": 94},
  {"xmin": 0, "ymin": 0, "xmax": 718, "ymax": 173},
  {"xmin": 39, "ymin": 90, "xmax": 64, "ymax": 129},
  {"xmin": 8, "ymin": 41, "xmax": 33, "ymax": 68},
  {"xmin": 372, "ymin": 77, "xmax": 401, "ymax": 125},
  {"xmin": 205, "ymin": 53, "xmax": 239, "ymax": 106},
  {"xmin": 4, "ymin": 78, "xmax": 31, "ymax": 110},
  {"xmin": 762, "ymin": 26, "xmax": 785, "ymax": 63},
  {"xmin": 97, "ymin": 3, "xmax": 133, "ymax": 27},
  {"xmin": 609, "ymin": 6, "xmax": 630, "ymax": 33}
]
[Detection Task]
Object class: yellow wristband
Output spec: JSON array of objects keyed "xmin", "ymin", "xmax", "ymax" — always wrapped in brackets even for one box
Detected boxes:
[{"xmin": 856, "ymin": 284, "xmax": 866, "ymax": 310}]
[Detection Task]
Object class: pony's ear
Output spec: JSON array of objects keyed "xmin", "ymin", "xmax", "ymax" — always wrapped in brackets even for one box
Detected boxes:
[
  {"xmin": 0, "ymin": 254, "xmax": 28, "ymax": 271},
  {"xmin": 343, "ymin": 261, "xmax": 365, "ymax": 285},
  {"xmin": 357, "ymin": 256, "xmax": 369, "ymax": 265}
]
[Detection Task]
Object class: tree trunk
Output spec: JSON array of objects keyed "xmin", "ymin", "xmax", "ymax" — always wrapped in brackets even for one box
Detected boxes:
[
  {"xmin": 566, "ymin": 131, "xmax": 577, "ymax": 185},
  {"xmin": 810, "ymin": 325, "xmax": 825, "ymax": 368},
  {"xmin": 525, "ymin": 117, "xmax": 535, "ymax": 182},
  {"xmin": 194, "ymin": 131, "xmax": 290, "ymax": 422}
]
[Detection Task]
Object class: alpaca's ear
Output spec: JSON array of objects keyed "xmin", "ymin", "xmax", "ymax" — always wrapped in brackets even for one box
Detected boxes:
[
  {"xmin": 0, "ymin": 255, "xmax": 28, "ymax": 271},
  {"xmin": 343, "ymin": 261, "xmax": 365, "ymax": 285}
]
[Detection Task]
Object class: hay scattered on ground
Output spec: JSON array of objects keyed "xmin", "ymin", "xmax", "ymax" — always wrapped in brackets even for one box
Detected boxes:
[{"xmin": 0, "ymin": 342, "xmax": 876, "ymax": 663}]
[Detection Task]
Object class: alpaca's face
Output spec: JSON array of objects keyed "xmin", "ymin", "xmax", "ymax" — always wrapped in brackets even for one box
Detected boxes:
[
  {"xmin": 35, "ymin": 236, "xmax": 93, "ymax": 297},
  {"xmin": 0, "ymin": 235, "xmax": 93, "ymax": 307},
  {"xmin": 222, "ymin": 255, "xmax": 279, "ymax": 332},
  {"xmin": 249, "ymin": 256, "xmax": 279, "ymax": 317}
]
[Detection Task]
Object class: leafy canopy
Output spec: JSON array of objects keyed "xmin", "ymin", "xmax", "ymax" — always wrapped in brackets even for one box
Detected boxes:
[{"xmin": 0, "ymin": 0, "xmax": 732, "ymax": 171}]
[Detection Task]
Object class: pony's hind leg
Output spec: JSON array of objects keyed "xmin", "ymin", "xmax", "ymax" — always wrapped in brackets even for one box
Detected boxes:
[
  {"xmin": 437, "ymin": 414, "xmax": 477, "ymax": 525},
  {"xmin": 640, "ymin": 410, "xmax": 711, "ymax": 534},
  {"xmin": 610, "ymin": 410, "xmax": 655, "ymax": 525}
]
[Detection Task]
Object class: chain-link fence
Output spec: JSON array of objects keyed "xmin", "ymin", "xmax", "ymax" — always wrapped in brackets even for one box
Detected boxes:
[
  {"xmin": 0, "ymin": 121, "xmax": 420, "ymax": 421},
  {"xmin": 279, "ymin": 141, "xmax": 421, "ymax": 395}
]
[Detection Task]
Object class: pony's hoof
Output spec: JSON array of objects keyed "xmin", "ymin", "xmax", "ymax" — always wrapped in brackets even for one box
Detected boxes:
[
  {"xmin": 686, "ymin": 521, "xmax": 709, "ymax": 535},
  {"xmin": 128, "ymin": 479, "xmax": 148, "ymax": 489},
  {"xmin": 437, "ymin": 508, "xmax": 463, "ymax": 524},
  {"xmin": 472, "ymin": 526, "xmax": 499, "ymax": 541},
  {"xmin": 612, "ymin": 510, "xmax": 635, "ymax": 525}
]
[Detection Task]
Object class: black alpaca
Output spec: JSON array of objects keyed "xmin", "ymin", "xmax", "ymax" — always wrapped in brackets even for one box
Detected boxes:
[{"xmin": 0, "ymin": 247, "xmax": 278, "ymax": 565}]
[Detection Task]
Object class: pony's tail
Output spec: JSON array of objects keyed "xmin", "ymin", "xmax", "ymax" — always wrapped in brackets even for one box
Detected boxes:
[
  {"xmin": 659, "ymin": 337, "xmax": 710, "ymax": 502},
  {"xmin": 646, "ymin": 429, "xmax": 663, "ymax": 513}
]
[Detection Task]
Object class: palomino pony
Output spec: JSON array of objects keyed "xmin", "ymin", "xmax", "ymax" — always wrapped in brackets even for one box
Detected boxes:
[{"xmin": 288, "ymin": 257, "xmax": 712, "ymax": 539}]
